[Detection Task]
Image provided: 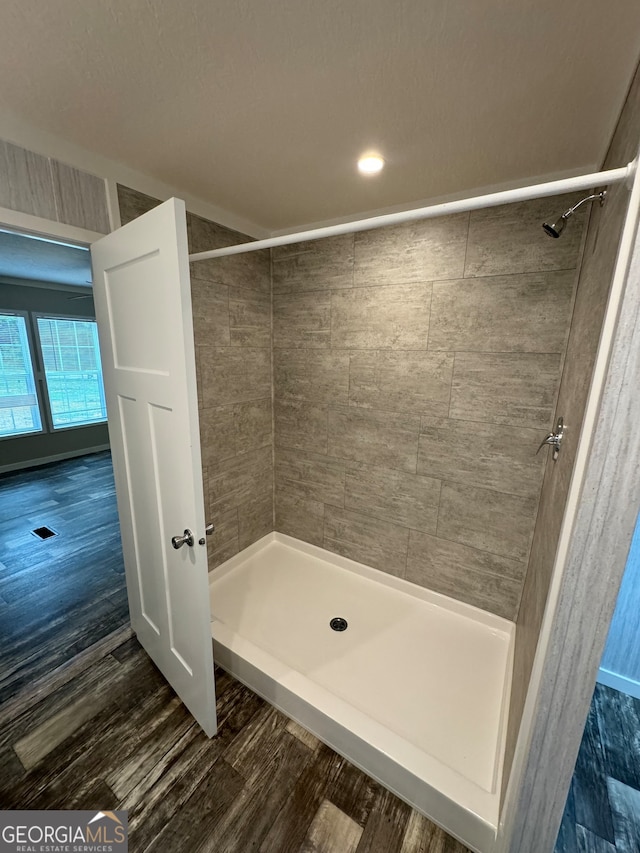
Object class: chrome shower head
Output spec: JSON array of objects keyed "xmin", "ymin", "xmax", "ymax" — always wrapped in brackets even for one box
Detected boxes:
[
  {"xmin": 542, "ymin": 217, "xmax": 568, "ymax": 239},
  {"xmin": 542, "ymin": 191, "xmax": 606, "ymax": 238}
]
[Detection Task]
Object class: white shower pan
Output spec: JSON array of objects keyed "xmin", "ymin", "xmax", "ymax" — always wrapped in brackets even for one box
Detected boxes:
[{"xmin": 209, "ymin": 533, "xmax": 513, "ymax": 853}]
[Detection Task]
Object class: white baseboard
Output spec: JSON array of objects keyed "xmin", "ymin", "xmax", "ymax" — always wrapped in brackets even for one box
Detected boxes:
[
  {"xmin": 596, "ymin": 667, "xmax": 640, "ymax": 700},
  {"xmin": 0, "ymin": 444, "xmax": 110, "ymax": 474}
]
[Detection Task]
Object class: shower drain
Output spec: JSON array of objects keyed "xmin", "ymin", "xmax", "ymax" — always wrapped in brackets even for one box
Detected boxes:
[{"xmin": 330, "ymin": 617, "xmax": 348, "ymax": 632}]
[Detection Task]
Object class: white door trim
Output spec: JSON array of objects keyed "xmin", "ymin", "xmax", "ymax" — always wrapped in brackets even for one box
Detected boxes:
[{"xmin": 0, "ymin": 205, "xmax": 105, "ymax": 247}]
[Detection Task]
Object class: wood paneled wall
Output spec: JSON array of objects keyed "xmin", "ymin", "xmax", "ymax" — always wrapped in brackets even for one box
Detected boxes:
[{"xmin": 0, "ymin": 139, "xmax": 110, "ymax": 233}]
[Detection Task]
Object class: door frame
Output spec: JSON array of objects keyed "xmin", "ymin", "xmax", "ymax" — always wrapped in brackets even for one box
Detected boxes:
[
  {"xmin": 0, "ymin": 207, "xmax": 109, "ymax": 472},
  {"xmin": 0, "ymin": 205, "xmax": 106, "ymax": 248}
]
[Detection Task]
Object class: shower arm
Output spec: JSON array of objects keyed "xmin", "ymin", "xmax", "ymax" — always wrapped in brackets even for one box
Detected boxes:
[{"xmin": 561, "ymin": 191, "xmax": 607, "ymax": 220}]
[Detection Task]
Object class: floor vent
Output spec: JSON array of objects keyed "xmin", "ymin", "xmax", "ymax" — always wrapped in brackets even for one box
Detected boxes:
[{"xmin": 31, "ymin": 526, "xmax": 58, "ymax": 540}]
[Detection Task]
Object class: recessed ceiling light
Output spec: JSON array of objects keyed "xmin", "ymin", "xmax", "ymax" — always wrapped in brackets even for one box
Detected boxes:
[{"xmin": 358, "ymin": 154, "xmax": 385, "ymax": 175}]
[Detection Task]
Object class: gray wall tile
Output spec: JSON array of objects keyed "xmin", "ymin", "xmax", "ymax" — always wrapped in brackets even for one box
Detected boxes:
[
  {"xmin": 200, "ymin": 399, "xmax": 271, "ymax": 469},
  {"xmin": 199, "ymin": 346, "xmax": 271, "ymax": 407},
  {"xmin": 324, "ymin": 506, "xmax": 409, "ymax": 577},
  {"xmin": 328, "ymin": 407, "xmax": 420, "ymax": 473},
  {"xmin": 353, "ymin": 213, "xmax": 468, "ymax": 285},
  {"xmin": 238, "ymin": 492, "xmax": 273, "ymax": 549},
  {"xmin": 272, "ymin": 234, "xmax": 354, "ymax": 293},
  {"xmin": 50, "ymin": 161, "xmax": 110, "ymax": 233},
  {"xmin": 450, "ymin": 352, "xmax": 562, "ymax": 429},
  {"xmin": 191, "ymin": 277, "xmax": 230, "ymax": 346},
  {"xmin": 273, "ymin": 291, "xmax": 331, "ymax": 349},
  {"xmin": 206, "ymin": 507, "xmax": 239, "ymax": 564},
  {"xmin": 331, "ymin": 283, "xmax": 431, "ymax": 349},
  {"xmin": 208, "ymin": 536, "xmax": 241, "ymax": 570},
  {"xmin": 275, "ymin": 448, "xmax": 345, "ymax": 507},
  {"xmin": 274, "ymin": 350, "xmax": 350, "ymax": 405},
  {"xmin": 429, "ymin": 271, "xmax": 575, "ymax": 353},
  {"xmin": 276, "ymin": 489, "xmax": 324, "ymax": 547},
  {"xmin": 199, "ymin": 405, "xmax": 236, "ymax": 468},
  {"xmin": 438, "ymin": 482, "xmax": 537, "ymax": 562},
  {"xmin": 188, "ymin": 211, "xmax": 248, "ymax": 252},
  {"xmin": 118, "ymin": 184, "xmax": 160, "ymax": 224},
  {"xmin": 229, "ymin": 289, "xmax": 271, "ymax": 347},
  {"xmin": 275, "ymin": 400, "xmax": 328, "ymax": 453},
  {"xmin": 209, "ymin": 446, "xmax": 273, "ymax": 515},
  {"xmin": 0, "ymin": 141, "xmax": 56, "ymax": 220},
  {"xmin": 406, "ymin": 531, "xmax": 523, "ymax": 619},
  {"xmin": 188, "ymin": 213, "xmax": 270, "ymax": 294},
  {"xmin": 234, "ymin": 399, "xmax": 273, "ymax": 456},
  {"xmin": 418, "ymin": 417, "xmax": 545, "ymax": 498},
  {"xmin": 349, "ymin": 350, "xmax": 453, "ymax": 416},
  {"xmin": 465, "ymin": 193, "xmax": 586, "ymax": 278},
  {"xmin": 344, "ymin": 462, "xmax": 440, "ymax": 534}
]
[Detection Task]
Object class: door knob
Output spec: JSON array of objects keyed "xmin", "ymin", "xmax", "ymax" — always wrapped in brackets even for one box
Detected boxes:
[
  {"xmin": 171, "ymin": 529, "xmax": 194, "ymax": 549},
  {"xmin": 537, "ymin": 417, "xmax": 565, "ymax": 461}
]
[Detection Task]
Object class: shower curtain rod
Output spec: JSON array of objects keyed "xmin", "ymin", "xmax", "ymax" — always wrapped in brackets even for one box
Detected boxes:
[{"xmin": 188, "ymin": 162, "xmax": 636, "ymax": 262}]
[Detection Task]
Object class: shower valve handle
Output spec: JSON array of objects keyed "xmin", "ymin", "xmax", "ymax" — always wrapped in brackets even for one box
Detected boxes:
[{"xmin": 537, "ymin": 417, "xmax": 565, "ymax": 461}]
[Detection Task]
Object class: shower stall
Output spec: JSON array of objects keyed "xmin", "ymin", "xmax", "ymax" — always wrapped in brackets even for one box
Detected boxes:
[
  {"xmin": 191, "ymin": 171, "xmax": 617, "ymax": 850},
  {"xmin": 94, "ymin": 70, "xmax": 640, "ymax": 853}
]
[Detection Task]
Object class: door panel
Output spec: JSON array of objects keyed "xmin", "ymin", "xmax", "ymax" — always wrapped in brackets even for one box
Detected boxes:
[{"xmin": 91, "ymin": 198, "xmax": 216, "ymax": 736}]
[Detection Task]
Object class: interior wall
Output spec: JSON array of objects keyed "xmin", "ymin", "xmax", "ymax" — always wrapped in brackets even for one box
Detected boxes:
[
  {"xmin": 0, "ymin": 281, "xmax": 110, "ymax": 470},
  {"xmin": 271, "ymin": 204, "xmax": 585, "ymax": 619},
  {"xmin": 0, "ymin": 138, "xmax": 110, "ymax": 233},
  {"xmin": 505, "ymin": 57, "xmax": 640, "ymax": 781},
  {"xmin": 117, "ymin": 186, "xmax": 273, "ymax": 569}
]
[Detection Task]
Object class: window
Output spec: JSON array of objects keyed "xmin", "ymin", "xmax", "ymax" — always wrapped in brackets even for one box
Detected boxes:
[
  {"xmin": 36, "ymin": 317, "xmax": 107, "ymax": 429},
  {"xmin": 0, "ymin": 313, "xmax": 42, "ymax": 437}
]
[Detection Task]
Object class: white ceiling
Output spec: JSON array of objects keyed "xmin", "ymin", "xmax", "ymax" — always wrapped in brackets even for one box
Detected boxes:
[{"xmin": 0, "ymin": 0, "xmax": 639, "ymax": 233}]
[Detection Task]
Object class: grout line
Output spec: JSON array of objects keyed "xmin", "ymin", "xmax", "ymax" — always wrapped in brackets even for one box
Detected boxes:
[
  {"xmin": 461, "ymin": 209, "xmax": 471, "ymax": 277},
  {"xmin": 447, "ymin": 352, "xmax": 456, "ymax": 418},
  {"xmin": 272, "ymin": 265, "xmax": 581, "ymax": 296}
]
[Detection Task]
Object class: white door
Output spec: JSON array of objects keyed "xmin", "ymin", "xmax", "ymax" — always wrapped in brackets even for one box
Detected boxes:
[{"xmin": 91, "ymin": 198, "xmax": 216, "ymax": 736}]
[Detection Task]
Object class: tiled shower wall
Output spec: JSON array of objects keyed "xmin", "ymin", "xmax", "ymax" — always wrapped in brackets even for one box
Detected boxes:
[
  {"xmin": 118, "ymin": 182, "xmax": 591, "ymax": 623},
  {"xmin": 272, "ymin": 198, "xmax": 586, "ymax": 620},
  {"xmin": 117, "ymin": 186, "xmax": 273, "ymax": 569}
]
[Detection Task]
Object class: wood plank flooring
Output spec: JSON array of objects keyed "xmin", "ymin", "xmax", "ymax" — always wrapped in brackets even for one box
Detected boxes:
[
  {"xmin": 0, "ymin": 634, "xmax": 470, "ymax": 853},
  {"xmin": 0, "ymin": 452, "xmax": 470, "ymax": 852},
  {"xmin": 9, "ymin": 455, "xmax": 640, "ymax": 851},
  {"xmin": 556, "ymin": 683, "xmax": 640, "ymax": 852},
  {"xmin": 0, "ymin": 451, "xmax": 129, "ymax": 705}
]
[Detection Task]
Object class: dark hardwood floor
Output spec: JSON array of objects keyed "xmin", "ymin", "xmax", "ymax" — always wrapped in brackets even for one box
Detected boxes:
[
  {"xmin": 0, "ymin": 452, "xmax": 469, "ymax": 852},
  {"xmin": 0, "ymin": 451, "xmax": 129, "ymax": 706},
  {"xmin": 0, "ymin": 633, "xmax": 469, "ymax": 853},
  {"xmin": 7, "ymin": 454, "xmax": 639, "ymax": 851},
  {"xmin": 556, "ymin": 683, "xmax": 640, "ymax": 852}
]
